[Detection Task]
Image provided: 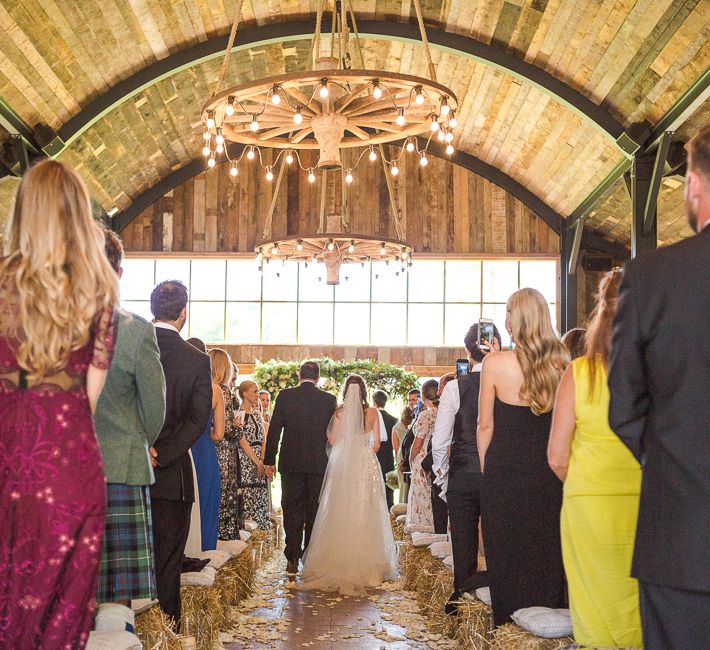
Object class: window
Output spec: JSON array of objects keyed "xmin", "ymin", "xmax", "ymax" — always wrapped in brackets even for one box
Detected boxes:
[{"xmin": 120, "ymin": 257, "xmax": 558, "ymax": 345}]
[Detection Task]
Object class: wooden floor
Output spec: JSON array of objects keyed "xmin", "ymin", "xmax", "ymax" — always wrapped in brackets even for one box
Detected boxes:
[{"xmin": 221, "ymin": 554, "xmax": 453, "ymax": 649}]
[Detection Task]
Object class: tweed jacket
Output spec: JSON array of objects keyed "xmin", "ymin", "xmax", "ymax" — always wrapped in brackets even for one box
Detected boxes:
[{"xmin": 94, "ymin": 308, "xmax": 166, "ymax": 485}]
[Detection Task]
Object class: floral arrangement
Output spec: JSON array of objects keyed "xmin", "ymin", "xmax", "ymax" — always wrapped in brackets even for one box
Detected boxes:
[{"xmin": 252, "ymin": 357, "xmax": 419, "ymax": 401}]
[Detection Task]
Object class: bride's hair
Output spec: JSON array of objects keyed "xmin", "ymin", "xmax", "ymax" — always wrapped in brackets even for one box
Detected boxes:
[{"xmin": 342, "ymin": 374, "xmax": 368, "ymax": 418}]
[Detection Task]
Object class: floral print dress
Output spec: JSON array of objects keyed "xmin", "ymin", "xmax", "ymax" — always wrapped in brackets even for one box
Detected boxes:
[
  {"xmin": 236, "ymin": 411, "xmax": 271, "ymax": 531},
  {"xmin": 216, "ymin": 385, "xmax": 241, "ymax": 540},
  {"xmin": 406, "ymin": 407, "xmax": 437, "ymax": 531}
]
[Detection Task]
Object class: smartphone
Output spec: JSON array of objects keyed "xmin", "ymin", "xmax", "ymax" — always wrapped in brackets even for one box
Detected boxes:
[
  {"xmin": 478, "ymin": 318, "xmax": 495, "ymax": 350},
  {"xmin": 455, "ymin": 358, "xmax": 469, "ymax": 377}
]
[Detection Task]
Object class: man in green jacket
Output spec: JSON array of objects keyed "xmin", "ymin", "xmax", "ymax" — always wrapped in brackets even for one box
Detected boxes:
[{"xmin": 94, "ymin": 230, "xmax": 166, "ymax": 619}]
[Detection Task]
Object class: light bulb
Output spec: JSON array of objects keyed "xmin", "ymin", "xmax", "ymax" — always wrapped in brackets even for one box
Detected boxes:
[
  {"xmin": 449, "ymin": 112, "xmax": 458, "ymax": 128},
  {"xmin": 415, "ymin": 87, "xmax": 424, "ymax": 105},
  {"xmin": 396, "ymin": 108, "xmax": 405, "ymax": 127},
  {"xmin": 380, "ymin": 243, "xmax": 386, "ymax": 256},
  {"xmin": 271, "ymin": 245, "xmax": 279, "ymax": 255},
  {"xmin": 345, "ymin": 170, "xmax": 353, "ymax": 184},
  {"xmin": 391, "ymin": 163, "xmax": 399, "ymax": 176},
  {"xmin": 203, "ymin": 131, "xmax": 211, "ymax": 140},
  {"xmin": 293, "ymin": 108, "xmax": 303, "ymax": 125},
  {"xmin": 225, "ymin": 98, "xmax": 235, "ymax": 116},
  {"xmin": 445, "ymin": 131, "xmax": 454, "ymax": 143},
  {"xmin": 230, "ymin": 164, "xmax": 238, "ymax": 177},
  {"xmin": 215, "ymin": 143, "xmax": 224, "ymax": 154},
  {"xmin": 207, "ymin": 157, "xmax": 216, "ymax": 168},
  {"xmin": 369, "ymin": 148, "xmax": 377, "ymax": 162},
  {"xmin": 430, "ymin": 116, "xmax": 440, "ymax": 132},
  {"xmin": 319, "ymin": 80, "xmax": 329, "ymax": 99},
  {"xmin": 348, "ymin": 241, "xmax": 355, "ymax": 253},
  {"xmin": 215, "ymin": 129, "xmax": 224, "ymax": 145},
  {"xmin": 296, "ymin": 240, "xmax": 303, "ymax": 251},
  {"xmin": 437, "ymin": 129, "xmax": 445, "ymax": 141},
  {"xmin": 285, "ymin": 151, "xmax": 294, "ymax": 165},
  {"xmin": 265, "ymin": 167, "xmax": 274, "ymax": 181},
  {"xmin": 202, "ymin": 146, "xmax": 210, "ymax": 157},
  {"xmin": 246, "ymin": 148, "xmax": 255, "ymax": 160},
  {"xmin": 206, "ymin": 112, "xmax": 215, "ymax": 128},
  {"xmin": 440, "ymin": 97, "xmax": 450, "ymax": 116},
  {"xmin": 250, "ymin": 115, "xmax": 259, "ymax": 132},
  {"xmin": 420, "ymin": 153, "xmax": 428, "ymax": 167},
  {"xmin": 446, "ymin": 144, "xmax": 454, "ymax": 155},
  {"xmin": 271, "ymin": 87, "xmax": 281, "ymax": 105},
  {"xmin": 402, "ymin": 251, "xmax": 408, "ymax": 260},
  {"xmin": 327, "ymin": 239, "xmax": 335, "ymax": 251},
  {"xmin": 406, "ymin": 140, "xmax": 415, "ymax": 153},
  {"xmin": 372, "ymin": 82, "xmax": 382, "ymax": 99},
  {"xmin": 308, "ymin": 169, "xmax": 316, "ymax": 183}
]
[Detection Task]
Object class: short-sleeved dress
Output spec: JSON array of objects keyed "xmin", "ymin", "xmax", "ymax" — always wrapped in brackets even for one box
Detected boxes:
[
  {"xmin": 406, "ymin": 407, "xmax": 437, "ymax": 530},
  {"xmin": 236, "ymin": 411, "xmax": 270, "ymax": 530},
  {"xmin": 0, "ymin": 263, "xmax": 116, "ymax": 650},
  {"xmin": 216, "ymin": 385, "xmax": 241, "ymax": 540}
]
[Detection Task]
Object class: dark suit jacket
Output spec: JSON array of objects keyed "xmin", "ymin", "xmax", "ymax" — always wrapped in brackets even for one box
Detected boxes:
[
  {"xmin": 608, "ymin": 227, "xmax": 710, "ymax": 591},
  {"xmin": 376, "ymin": 408, "xmax": 397, "ymax": 474},
  {"xmin": 264, "ymin": 381, "xmax": 337, "ymax": 474},
  {"xmin": 150, "ymin": 327, "xmax": 212, "ymax": 502}
]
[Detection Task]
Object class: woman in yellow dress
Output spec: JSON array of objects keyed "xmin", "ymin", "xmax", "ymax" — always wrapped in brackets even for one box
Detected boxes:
[{"xmin": 548, "ymin": 269, "xmax": 643, "ymax": 648}]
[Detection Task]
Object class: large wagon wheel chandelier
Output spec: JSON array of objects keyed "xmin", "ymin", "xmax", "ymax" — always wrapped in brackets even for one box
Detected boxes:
[{"xmin": 200, "ymin": 0, "xmax": 459, "ymax": 284}]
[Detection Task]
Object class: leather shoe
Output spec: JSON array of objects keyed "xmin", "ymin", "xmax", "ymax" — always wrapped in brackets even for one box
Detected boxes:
[{"xmin": 286, "ymin": 559, "xmax": 299, "ymax": 574}]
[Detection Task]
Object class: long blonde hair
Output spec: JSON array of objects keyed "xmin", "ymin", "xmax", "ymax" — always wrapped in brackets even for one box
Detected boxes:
[
  {"xmin": 507, "ymin": 288, "xmax": 569, "ymax": 415},
  {"xmin": 208, "ymin": 348, "xmax": 233, "ymax": 386},
  {"xmin": 1, "ymin": 160, "xmax": 119, "ymax": 379}
]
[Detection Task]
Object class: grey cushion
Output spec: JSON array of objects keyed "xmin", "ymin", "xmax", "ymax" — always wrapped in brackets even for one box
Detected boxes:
[
  {"xmin": 511, "ymin": 607, "xmax": 573, "ymax": 638},
  {"xmin": 475, "ymin": 586, "xmax": 491, "ymax": 606}
]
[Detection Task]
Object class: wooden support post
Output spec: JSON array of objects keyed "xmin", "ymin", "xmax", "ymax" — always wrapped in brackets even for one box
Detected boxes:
[
  {"xmin": 631, "ymin": 152, "xmax": 658, "ymax": 258},
  {"xmin": 560, "ymin": 227, "xmax": 578, "ymax": 333}
]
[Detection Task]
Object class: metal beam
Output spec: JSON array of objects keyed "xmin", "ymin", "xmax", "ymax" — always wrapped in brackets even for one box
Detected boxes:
[
  {"xmin": 0, "ymin": 96, "xmax": 40, "ymax": 153},
  {"xmin": 43, "ymin": 19, "xmax": 627, "ymax": 158},
  {"xmin": 568, "ymin": 217, "xmax": 585, "ymax": 275},
  {"xmin": 643, "ymin": 131, "xmax": 672, "ymax": 235},
  {"xmin": 560, "ymin": 227, "xmax": 578, "ymax": 333},
  {"xmin": 631, "ymin": 152, "xmax": 657, "ymax": 258}
]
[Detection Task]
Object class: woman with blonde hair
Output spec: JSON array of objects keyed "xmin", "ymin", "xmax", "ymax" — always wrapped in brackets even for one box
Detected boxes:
[
  {"xmin": 548, "ymin": 270, "xmax": 642, "ymax": 647},
  {"xmin": 477, "ymin": 288, "xmax": 568, "ymax": 625},
  {"xmin": 0, "ymin": 160, "xmax": 119, "ymax": 648}
]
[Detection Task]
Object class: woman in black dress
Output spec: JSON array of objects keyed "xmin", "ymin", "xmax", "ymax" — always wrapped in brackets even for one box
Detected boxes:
[{"xmin": 477, "ymin": 288, "xmax": 569, "ymax": 626}]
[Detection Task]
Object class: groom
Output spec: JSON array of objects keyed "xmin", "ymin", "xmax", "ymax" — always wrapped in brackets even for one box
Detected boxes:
[{"xmin": 264, "ymin": 361, "xmax": 337, "ymax": 574}]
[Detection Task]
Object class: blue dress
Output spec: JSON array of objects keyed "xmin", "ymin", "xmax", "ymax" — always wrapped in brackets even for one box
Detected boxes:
[{"xmin": 191, "ymin": 411, "xmax": 221, "ymax": 550}]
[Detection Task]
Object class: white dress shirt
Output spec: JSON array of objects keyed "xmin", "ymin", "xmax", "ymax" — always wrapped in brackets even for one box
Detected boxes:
[{"xmin": 153, "ymin": 321, "xmax": 180, "ymax": 334}]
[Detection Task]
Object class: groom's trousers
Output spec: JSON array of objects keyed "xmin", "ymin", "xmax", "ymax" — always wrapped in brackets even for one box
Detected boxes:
[{"xmin": 281, "ymin": 472, "xmax": 324, "ymax": 562}]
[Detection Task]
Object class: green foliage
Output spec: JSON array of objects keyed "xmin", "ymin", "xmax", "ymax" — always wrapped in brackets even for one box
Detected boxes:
[{"xmin": 252, "ymin": 357, "xmax": 419, "ymax": 401}]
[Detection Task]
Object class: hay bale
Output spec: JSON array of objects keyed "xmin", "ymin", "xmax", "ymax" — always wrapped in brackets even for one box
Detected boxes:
[
  {"xmin": 214, "ymin": 545, "xmax": 256, "ymax": 606},
  {"xmin": 489, "ymin": 623, "xmax": 573, "ymax": 650},
  {"xmin": 454, "ymin": 598, "xmax": 493, "ymax": 649},
  {"xmin": 134, "ymin": 604, "xmax": 181, "ymax": 650},
  {"xmin": 398, "ymin": 540, "xmax": 431, "ymax": 592},
  {"xmin": 179, "ymin": 585, "xmax": 225, "ymax": 650},
  {"xmin": 390, "ymin": 513, "xmax": 405, "ymax": 541}
]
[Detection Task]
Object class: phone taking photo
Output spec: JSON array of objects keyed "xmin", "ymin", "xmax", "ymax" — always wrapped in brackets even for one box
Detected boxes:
[
  {"xmin": 455, "ymin": 358, "xmax": 469, "ymax": 377},
  {"xmin": 477, "ymin": 318, "xmax": 496, "ymax": 351}
]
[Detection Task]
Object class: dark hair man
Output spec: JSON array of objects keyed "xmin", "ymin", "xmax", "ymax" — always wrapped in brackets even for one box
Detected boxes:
[
  {"xmin": 407, "ymin": 388, "xmax": 420, "ymax": 410},
  {"xmin": 373, "ymin": 390, "xmax": 397, "ymax": 508}
]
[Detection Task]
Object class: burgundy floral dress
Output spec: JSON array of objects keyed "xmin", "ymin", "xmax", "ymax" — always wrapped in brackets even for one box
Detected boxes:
[{"xmin": 0, "ymin": 266, "xmax": 115, "ymax": 650}]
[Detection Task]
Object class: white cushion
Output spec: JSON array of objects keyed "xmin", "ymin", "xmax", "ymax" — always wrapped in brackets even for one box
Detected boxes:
[
  {"xmin": 443, "ymin": 555, "xmax": 454, "ymax": 571},
  {"xmin": 195, "ymin": 549, "xmax": 231, "ymax": 570},
  {"xmin": 511, "ymin": 607, "xmax": 573, "ymax": 639},
  {"xmin": 217, "ymin": 539, "xmax": 248, "ymax": 557},
  {"xmin": 243, "ymin": 519, "xmax": 258, "ymax": 532},
  {"xmin": 390, "ymin": 503, "xmax": 407, "ymax": 516},
  {"xmin": 411, "ymin": 532, "xmax": 448, "ymax": 547},
  {"xmin": 94, "ymin": 603, "xmax": 134, "ymax": 632},
  {"xmin": 180, "ymin": 566, "xmax": 216, "ymax": 587},
  {"xmin": 395, "ymin": 514, "xmax": 407, "ymax": 524},
  {"xmin": 404, "ymin": 524, "xmax": 434, "ymax": 535},
  {"xmin": 475, "ymin": 587, "xmax": 491, "ymax": 606},
  {"xmin": 239, "ymin": 530, "xmax": 252, "ymax": 541},
  {"xmin": 428, "ymin": 541, "xmax": 452, "ymax": 558},
  {"xmin": 131, "ymin": 598, "xmax": 157, "ymax": 615},
  {"xmin": 86, "ymin": 631, "xmax": 141, "ymax": 650}
]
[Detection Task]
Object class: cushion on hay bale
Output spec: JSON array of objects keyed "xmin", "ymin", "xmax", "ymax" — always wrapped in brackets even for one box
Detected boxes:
[
  {"xmin": 86, "ymin": 631, "xmax": 142, "ymax": 650},
  {"xmin": 243, "ymin": 519, "xmax": 258, "ymax": 532},
  {"xmin": 511, "ymin": 607, "xmax": 573, "ymax": 638},
  {"xmin": 411, "ymin": 531, "xmax": 447, "ymax": 547},
  {"xmin": 94, "ymin": 603, "xmax": 135, "ymax": 632},
  {"xmin": 239, "ymin": 530, "xmax": 252, "ymax": 541},
  {"xmin": 443, "ymin": 555, "xmax": 454, "ymax": 571},
  {"xmin": 180, "ymin": 566, "xmax": 216, "ymax": 587},
  {"xmin": 195, "ymin": 549, "xmax": 231, "ymax": 569},
  {"xmin": 390, "ymin": 503, "xmax": 407, "ymax": 516},
  {"xmin": 429, "ymin": 541, "xmax": 452, "ymax": 558},
  {"xmin": 404, "ymin": 523, "xmax": 434, "ymax": 535},
  {"xmin": 130, "ymin": 598, "xmax": 157, "ymax": 615},
  {"xmin": 475, "ymin": 586, "xmax": 492, "ymax": 606},
  {"xmin": 217, "ymin": 539, "xmax": 248, "ymax": 556},
  {"xmin": 396, "ymin": 514, "xmax": 407, "ymax": 524}
]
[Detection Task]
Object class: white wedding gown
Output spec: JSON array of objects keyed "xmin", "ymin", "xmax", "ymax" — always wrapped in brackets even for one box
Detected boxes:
[{"xmin": 296, "ymin": 386, "xmax": 398, "ymax": 595}]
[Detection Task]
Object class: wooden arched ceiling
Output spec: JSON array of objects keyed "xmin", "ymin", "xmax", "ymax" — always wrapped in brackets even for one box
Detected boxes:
[{"xmin": 0, "ymin": 0, "xmax": 708, "ymax": 249}]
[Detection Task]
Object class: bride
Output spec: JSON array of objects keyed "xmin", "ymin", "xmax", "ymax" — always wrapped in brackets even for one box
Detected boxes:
[{"xmin": 295, "ymin": 374, "xmax": 398, "ymax": 595}]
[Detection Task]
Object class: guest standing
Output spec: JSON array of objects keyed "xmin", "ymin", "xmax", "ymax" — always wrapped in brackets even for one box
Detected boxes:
[
  {"xmin": 209, "ymin": 348, "xmax": 241, "ymax": 541},
  {"xmin": 188, "ymin": 338, "xmax": 225, "ymax": 552},
  {"xmin": 407, "ymin": 388, "xmax": 420, "ymax": 410},
  {"xmin": 150, "ymin": 281, "xmax": 212, "ymax": 627},
  {"xmin": 608, "ymin": 123, "xmax": 710, "ymax": 650},
  {"xmin": 95, "ymin": 230, "xmax": 166, "ymax": 608},
  {"xmin": 373, "ymin": 390, "xmax": 397, "ymax": 509},
  {"xmin": 392, "ymin": 406, "xmax": 414, "ymax": 503},
  {"xmin": 259, "ymin": 389, "xmax": 272, "ymax": 424},
  {"xmin": 236, "ymin": 380, "xmax": 271, "ymax": 530},
  {"xmin": 548, "ymin": 270, "xmax": 642, "ymax": 648},
  {"xmin": 0, "ymin": 160, "xmax": 118, "ymax": 649},
  {"xmin": 478, "ymin": 288, "xmax": 568, "ymax": 626},
  {"xmin": 406, "ymin": 379, "xmax": 438, "ymax": 531}
]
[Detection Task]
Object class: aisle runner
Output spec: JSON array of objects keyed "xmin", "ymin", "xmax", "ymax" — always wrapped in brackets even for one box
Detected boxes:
[{"xmin": 219, "ymin": 553, "xmax": 456, "ymax": 649}]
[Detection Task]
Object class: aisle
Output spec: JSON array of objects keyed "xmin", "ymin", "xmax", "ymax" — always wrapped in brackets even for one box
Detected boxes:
[{"xmin": 219, "ymin": 552, "xmax": 455, "ymax": 649}]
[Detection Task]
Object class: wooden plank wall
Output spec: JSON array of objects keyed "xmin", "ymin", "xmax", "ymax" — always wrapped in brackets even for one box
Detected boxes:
[{"xmin": 121, "ymin": 150, "xmax": 559, "ymax": 256}]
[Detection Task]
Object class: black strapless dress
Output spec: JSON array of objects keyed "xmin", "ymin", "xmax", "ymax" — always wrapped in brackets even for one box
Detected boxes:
[{"xmin": 481, "ymin": 398, "xmax": 566, "ymax": 626}]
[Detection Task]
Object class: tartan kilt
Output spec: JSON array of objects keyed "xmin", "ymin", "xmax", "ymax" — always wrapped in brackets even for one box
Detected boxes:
[{"xmin": 97, "ymin": 483, "xmax": 157, "ymax": 603}]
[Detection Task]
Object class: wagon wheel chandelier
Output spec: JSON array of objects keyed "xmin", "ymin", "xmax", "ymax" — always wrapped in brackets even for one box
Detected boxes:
[{"xmin": 200, "ymin": 0, "xmax": 459, "ymax": 284}]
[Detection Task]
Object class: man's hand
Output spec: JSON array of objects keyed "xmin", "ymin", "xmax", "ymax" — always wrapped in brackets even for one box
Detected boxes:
[
  {"xmin": 149, "ymin": 447, "xmax": 159, "ymax": 468},
  {"xmin": 264, "ymin": 465, "xmax": 276, "ymax": 479}
]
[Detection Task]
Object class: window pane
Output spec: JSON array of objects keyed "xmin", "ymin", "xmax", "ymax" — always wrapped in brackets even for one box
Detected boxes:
[
  {"xmin": 226, "ymin": 302, "xmax": 261, "ymax": 343},
  {"xmin": 189, "ymin": 302, "xmax": 225, "ymax": 343},
  {"xmin": 190, "ymin": 259, "xmax": 226, "ymax": 300},
  {"xmin": 482, "ymin": 303, "xmax": 511, "ymax": 348},
  {"xmin": 371, "ymin": 264, "xmax": 407, "ymax": 302},
  {"xmin": 482, "ymin": 260, "xmax": 519, "ymax": 302},
  {"xmin": 298, "ymin": 303, "xmax": 334, "ymax": 344},
  {"xmin": 122, "ymin": 300, "xmax": 153, "ymax": 322},
  {"xmin": 408, "ymin": 260, "xmax": 444, "ymax": 302},
  {"xmin": 298, "ymin": 262, "xmax": 334, "ymax": 302},
  {"xmin": 371, "ymin": 304, "xmax": 406, "ymax": 346},
  {"xmin": 444, "ymin": 304, "xmax": 481, "ymax": 346},
  {"xmin": 227, "ymin": 259, "xmax": 263, "ymax": 301},
  {"xmin": 445, "ymin": 261, "xmax": 482, "ymax": 302},
  {"xmin": 155, "ymin": 258, "xmax": 190, "ymax": 289},
  {"xmin": 262, "ymin": 303, "xmax": 297, "ymax": 343},
  {"xmin": 334, "ymin": 303, "xmax": 370, "ymax": 344},
  {"xmin": 120, "ymin": 259, "xmax": 155, "ymax": 300},
  {"xmin": 549, "ymin": 303, "xmax": 559, "ymax": 336},
  {"xmin": 519, "ymin": 260, "xmax": 558, "ymax": 304},
  {"xmin": 334, "ymin": 263, "xmax": 370, "ymax": 302},
  {"xmin": 262, "ymin": 261, "xmax": 297, "ymax": 301},
  {"xmin": 408, "ymin": 304, "xmax": 443, "ymax": 345}
]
